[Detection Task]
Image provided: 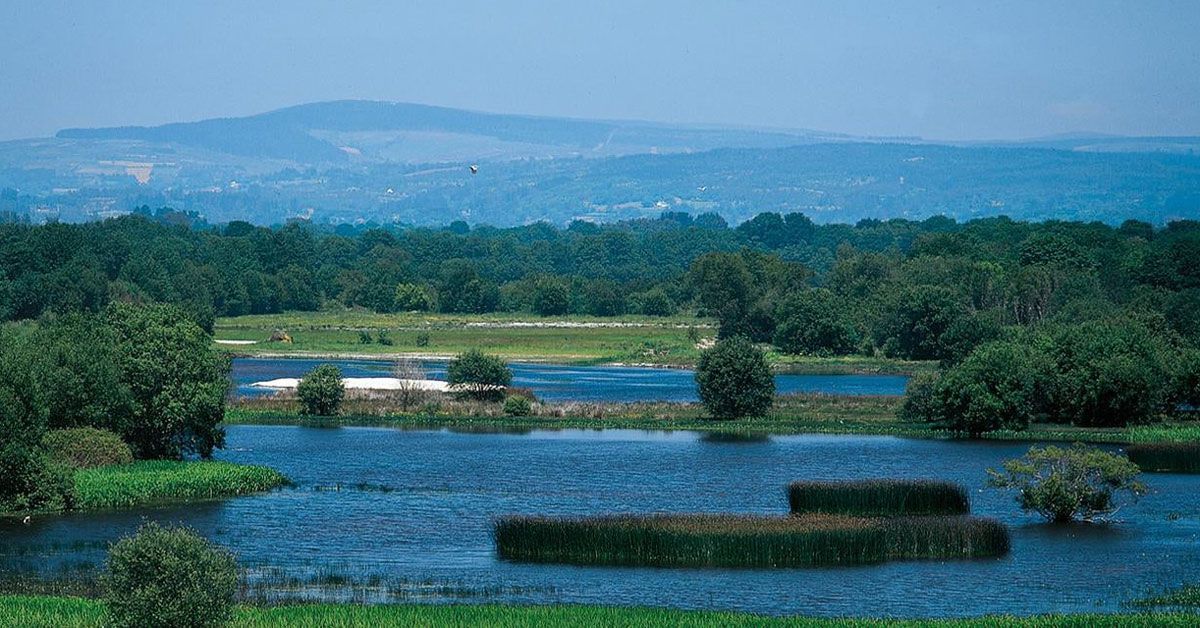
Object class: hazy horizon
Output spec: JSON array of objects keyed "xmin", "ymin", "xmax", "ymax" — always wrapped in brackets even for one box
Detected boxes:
[{"xmin": 3, "ymin": 0, "xmax": 1199, "ymax": 143}]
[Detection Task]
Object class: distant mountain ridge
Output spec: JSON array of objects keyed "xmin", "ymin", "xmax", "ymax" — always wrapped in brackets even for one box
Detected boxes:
[{"xmin": 55, "ymin": 100, "xmax": 842, "ymax": 164}]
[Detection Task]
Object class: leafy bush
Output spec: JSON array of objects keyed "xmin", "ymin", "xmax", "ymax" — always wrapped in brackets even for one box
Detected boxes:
[
  {"xmin": 447, "ymin": 349, "xmax": 512, "ymax": 400},
  {"xmin": 103, "ymin": 523, "xmax": 237, "ymax": 628},
  {"xmin": 1035, "ymin": 320, "xmax": 1178, "ymax": 427},
  {"xmin": 414, "ymin": 332, "xmax": 431, "ymax": 347},
  {"xmin": 531, "ymin": 277, "xmax": 570, "ymax": 316},
  {"xmin": 502, "ymin": 395, "xmax": 533, "ymax": 417},
  {"xmin": 695, "ymin": 336, "xmax": 775, "ymax": 419},
  {"xmin": 0, "ymin": 444, "xmax": 75, "ymax": 513},
  {"xmin": 772, "ymin": 288, "xmax": 858, "ymax": 356},
  {"xmin": 988, "ymin": 444, "xmax": 1146, "ymax": 522},
  {"xmin": 393, "ymin": 283, "xmax": 432, "ymax": 312},
  {"xmin": 297, "ymin": 364, "xmax": 345, "ymax": 416},
  {"xmin": 875, "ymin": 285, "xmax": 968, "ymax": 360},
  {"xmin": 911, "ymin": 341, "xmax": 1050, "ymax": 436},
  {"xmin": 43, "ymin": 427, "xmax": 133, "ymax": 469},
  {"xmin": 631, "ymin": 288, "xmax": 674, "ymax": 316}
]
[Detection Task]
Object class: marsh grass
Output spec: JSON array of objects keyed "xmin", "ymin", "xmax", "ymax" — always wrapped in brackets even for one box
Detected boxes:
[
  {"xmin": 788, "ymin": 480, "xmax": 970, "ymax": 517},
  {"xmin": 1128, "ymin": 424, "xmax": 1200, "ymax": 444},
  {"xmin": 1, "ymin": 596, "xmax": 1197, "ymax": 627},
  {"xmin": 74, "ymin": 461, "xmax": 290, "ymax": 510},
  {"xmin": 1125, "ymin": 443, "xmax": 1200, "ymax": 473},
  {"xmin": 493, "ymin": 513, "xmax": 1009, "ymax": 568},
  {"xmin": 1130, "ymin": 584, "xmax": 1200, "ymax": 609}
]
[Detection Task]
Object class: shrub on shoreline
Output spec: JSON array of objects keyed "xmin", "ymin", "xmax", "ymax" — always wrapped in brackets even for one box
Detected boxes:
[
  {"xmin": 43, "ymin": 427, "xmax": 133, "ymax": 469},
  {"xmin": 494, "ymin": 513, "xmax": 1009, "ymax": 568},
  {"xmin": 788, "ymin": 480, "xmax": 970, "ymax": 517},
  {"xmin": 297, "ymin": 364, "xmax": 345, "ymax": 416},
  {"xmin": 695, "ymin": 337, "xmax": 774, "ymax": 419}
]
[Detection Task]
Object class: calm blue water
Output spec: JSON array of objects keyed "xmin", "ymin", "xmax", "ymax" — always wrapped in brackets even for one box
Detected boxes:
[
  {"xmin": 230, "ymin": 357, "xmax": 909, "ymax": 401},
  {"xmin": 3, "ymin": 426, "xmax": 1198, "ymax": 618}
]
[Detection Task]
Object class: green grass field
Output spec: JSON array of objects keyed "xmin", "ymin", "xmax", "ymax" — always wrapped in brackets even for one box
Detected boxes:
[
  {"xmin": 214, "ymin": 311, "xmax": 931, "ymax": 373},
  {"xmin": 73, "ymin": 461, "xmax": 289, "ymax": 511},
  {"xmin": 0, "ymin": 596, "xmax": 1194, "ymax": 627}
]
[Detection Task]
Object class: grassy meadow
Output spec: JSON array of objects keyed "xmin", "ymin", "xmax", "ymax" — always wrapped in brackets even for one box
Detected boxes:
[
  {"xmin": 214, "ymin": 311, "xmax": 932, "ymax": 373},
  {"xmin": 0, "ymin": 597, "xmax": 1195, "ymax": 628},
  {"xmin": 73, "ymin": 461, "xmax": 289, "ymax": 511}
]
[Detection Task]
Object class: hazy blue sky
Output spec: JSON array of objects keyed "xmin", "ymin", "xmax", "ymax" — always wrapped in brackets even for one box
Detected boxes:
[{"xmin": 2, "ymin": 1, "xmax": 1198, "ymax": 141}]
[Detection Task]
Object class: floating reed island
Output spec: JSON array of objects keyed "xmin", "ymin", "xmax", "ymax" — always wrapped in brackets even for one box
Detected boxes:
[
  {"xmin": 1126, "ymin": 443, "xmax": 1200, "ymax": 474},
  {"xmin": 788, "ymin": 479, "xmax": 970, "ymax": 517},
  {"xmin": 493, "ymin": 513, "xmax": 1009, "ymax": 568}
]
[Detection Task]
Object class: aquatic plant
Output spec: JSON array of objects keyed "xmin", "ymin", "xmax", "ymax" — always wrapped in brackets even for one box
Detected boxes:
[
  {"xmin": 1125, "ymin": 443, "xmax": 1200, "ymax": 473},
  {"xmin": 788, "ymin": 480, "xmax": 970, "ymax": 517},
  {"xmin": 74, "ymin": 461, "xmax": 289, "ymax": 510},
  {"xmin": 493, "ymin": 513, "xmax": 1008, "ymax": 568},
  {"xmin": 988, "ymin": 444, "xmax": 1146, "ymax": 522}
]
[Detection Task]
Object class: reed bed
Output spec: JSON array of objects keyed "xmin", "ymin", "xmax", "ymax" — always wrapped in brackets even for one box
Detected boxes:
[
  {"xmin": 788, "ymin": 480, "xmax": 970, "ymax": 517},
  {"xmin": 493, "ymin": 513, "xmax": 1009, "ymax": 568},
  {"xmin": 74, "ymin": 461, "xmax": 290, "ymax": 510},
  {"xmin": 1125, "ymin": 444, "xmax": 1200, "ymax": 474}
]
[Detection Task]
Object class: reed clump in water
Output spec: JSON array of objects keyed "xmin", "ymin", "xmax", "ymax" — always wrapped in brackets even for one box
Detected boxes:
[
  {"xmin": 493, "ymin": 513, "xmax": 1009, "ymax": 568},
  {"xmin": 788, "ymin": 480, "xmax": 970, "ymax": 517},
  {"xmin": 1125, "ymin": 443, "xmax": 1200, "ymax": 473}
]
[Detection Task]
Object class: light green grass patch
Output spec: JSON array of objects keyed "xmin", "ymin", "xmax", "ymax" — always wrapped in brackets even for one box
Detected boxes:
[{"xmin": 74, "ymin": 461, "xmax": 290, "ymax": 510}]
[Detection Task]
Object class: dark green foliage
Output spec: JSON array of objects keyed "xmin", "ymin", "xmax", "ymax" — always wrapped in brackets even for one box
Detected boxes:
[
  {"xmin": 1035, "ymin": 320, "xmax": 1177, "ymax": 427},
  {"xmin": 392, "ymin": 283, "xmax": 431, "ymax": 312},
  {"xmin": 584, "ymin": 280, "xmax": 626, "ymax": 317},
  {"xmin": 988, "ymin": 444, "xmax": 1146, "ymax": 523},
  {"xmin": 695, "ymin": 337, "xmax": 775, "ymax": 419},
  {"xmin": 104, "ymin": 303, "xmax": 230, "ymax": 459},
  {"xmin": 447, "ymin": 349, "xmax": 512, "ymax": 400},
  {"xmin": 631, "ymin": 288, "xmax": 675, "ymax": 316},
  {"xmin": 531, "ymin": 277, "xmax": 570, "ymax": 316},
  {"xmin": 876, "ymin": 286, "xmax": 968, "ymax": 360},
  {"xmin": 502, "ymin": 395, "xmax": 533, "ymax": 417},
  {"xmin": 788, "ymin": 480, "xmax": 970, "ymax": 517},
  {"xmin": 772, "ymin": 288, "xmax": 858, "ymax": 356},
  {"xmin": 297, "ymin": 364, "xmax": 345, "ymax": 416},
  {"xmin": 910, "ymin": 341, "xmax": 1050, "ymax": 435},
  {"xmin": 103, "ymin": 523, "xmax": 237, "ymax": 628},
  {"xmin": 436, "ymin": 259, "xmax": 498, "ymax": 313},
  {"xmin": 494, "ymin": 514, "xmax": 1009, "ymax": 567},
  {"xmin": 0, "ymin": 445, "xmax": 75, "ymax": 514},
  {"xmin": 1126, "ymin": 443, "xmax": 1200, "ymax": 473},
  {"xmin": 42, "ymin": 427, "xmax": 133, "ymax": 469}
]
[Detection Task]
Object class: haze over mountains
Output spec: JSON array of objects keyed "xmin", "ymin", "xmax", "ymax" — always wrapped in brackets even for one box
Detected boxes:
[{"xmin": 2, "ymin": 100, "xmax": 1199, "ymax": 227}]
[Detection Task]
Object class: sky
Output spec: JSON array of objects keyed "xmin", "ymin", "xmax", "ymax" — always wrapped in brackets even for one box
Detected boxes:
[{"xmin": 2, "ymin": 0, "xmax": 1198, "ymax": 142}]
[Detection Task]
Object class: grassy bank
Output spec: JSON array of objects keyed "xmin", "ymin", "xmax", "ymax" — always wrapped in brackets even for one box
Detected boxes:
[
  {"xmin": 1, "ymin": 597, "xmax": 1196, "ymax": 628},
  {"xmin": 73, "ymin": 461, "xmax": 290, "ymax": 511},
  {"xmin": 788, "ymin": 480, "xmax": 970, "ymax": 517},
  {"xmin": 225, "ymin": 392, "xmax": 1152, "ymax": 443},
  {"xmin": 214, "ymin": 311, "xmax": 930, "ymax": 373},
  {"xmin": 493, "ymin": 514, "xmax": 1009, "ymax": 568}
]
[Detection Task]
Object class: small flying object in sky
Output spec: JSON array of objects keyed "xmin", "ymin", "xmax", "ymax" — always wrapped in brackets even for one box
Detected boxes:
[{"xmin": 469, "ymin": 165, "xmax": 479, "ymax": 175}]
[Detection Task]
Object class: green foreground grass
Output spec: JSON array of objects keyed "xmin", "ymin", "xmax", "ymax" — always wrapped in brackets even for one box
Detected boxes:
[
  {"xmin": 73, "ymin": 461, "xmax": 289, "ymax": 511},
  {"xmin": 1, "ymin": 597, "xmax": 1195, "ymax": 628},
  {"xmin": 214, "ymin": 311, "xmax": 931, "ymax": 373}
]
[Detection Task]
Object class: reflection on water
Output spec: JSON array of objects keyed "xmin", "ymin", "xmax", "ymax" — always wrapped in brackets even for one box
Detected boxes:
[
  {"xmin": 230, "ymin": 357, "xmax": 910, "ymax": 401},
  {"xmin": 4, "ymin": 426, "xmax": 1198, "ymax": 617}
]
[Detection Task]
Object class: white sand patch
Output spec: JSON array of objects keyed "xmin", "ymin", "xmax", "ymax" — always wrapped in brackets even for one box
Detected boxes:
[
  {"xmin": 249, "ymin": 377, "xmax": 502, "ymax": 393},
  {"xmin": 215, "ymin": 339, "xmax": 259, "ymax": 345}
]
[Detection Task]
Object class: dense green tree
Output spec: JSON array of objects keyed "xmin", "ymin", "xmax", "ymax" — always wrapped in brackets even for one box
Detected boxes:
[
  {"xmin": 393, "ymin": 283, "xmax": 432, "ymax": 312},
  {"xmin": 297, "ymin": 364, "xmax": 345, "ymax": 416},
  {"xmin": 912, "ymin": 341, "xmax": 1050, "ymax": 436},
  {"xmin": 104, "ymin": 303, "xmax": 230, "ymax": 458},
  {"xmin": 447, "ymin": 349, "xmax": 512, "ymax": 400},
  {"xmin": 531, "ymin": 276, "xmax": 570, "ymax": 316},
  {"xmin": 695, "ymin": 337, "xmax": 775, "ymax": 419},
  {"xmin": 772, "ymin": 289, "xmax": 858, "ymax": 356},
  {"xmin": 875, "ymin": 286, "xmax": 968, "ymax": 360}
]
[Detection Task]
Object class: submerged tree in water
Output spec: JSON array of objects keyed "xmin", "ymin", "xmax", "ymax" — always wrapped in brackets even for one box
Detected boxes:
[{"xmin": 987, "ymin": 444, "xmax": 1146, "ymax": 523}]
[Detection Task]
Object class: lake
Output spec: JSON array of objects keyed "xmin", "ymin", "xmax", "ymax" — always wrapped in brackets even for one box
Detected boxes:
[
  {"xmin": 3, "ymin": 426, "xmax": 1197, "ymax": 618},
  {"xmin": 230, "ymin": 357, "xmax": 910, "ymax": 401}
]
